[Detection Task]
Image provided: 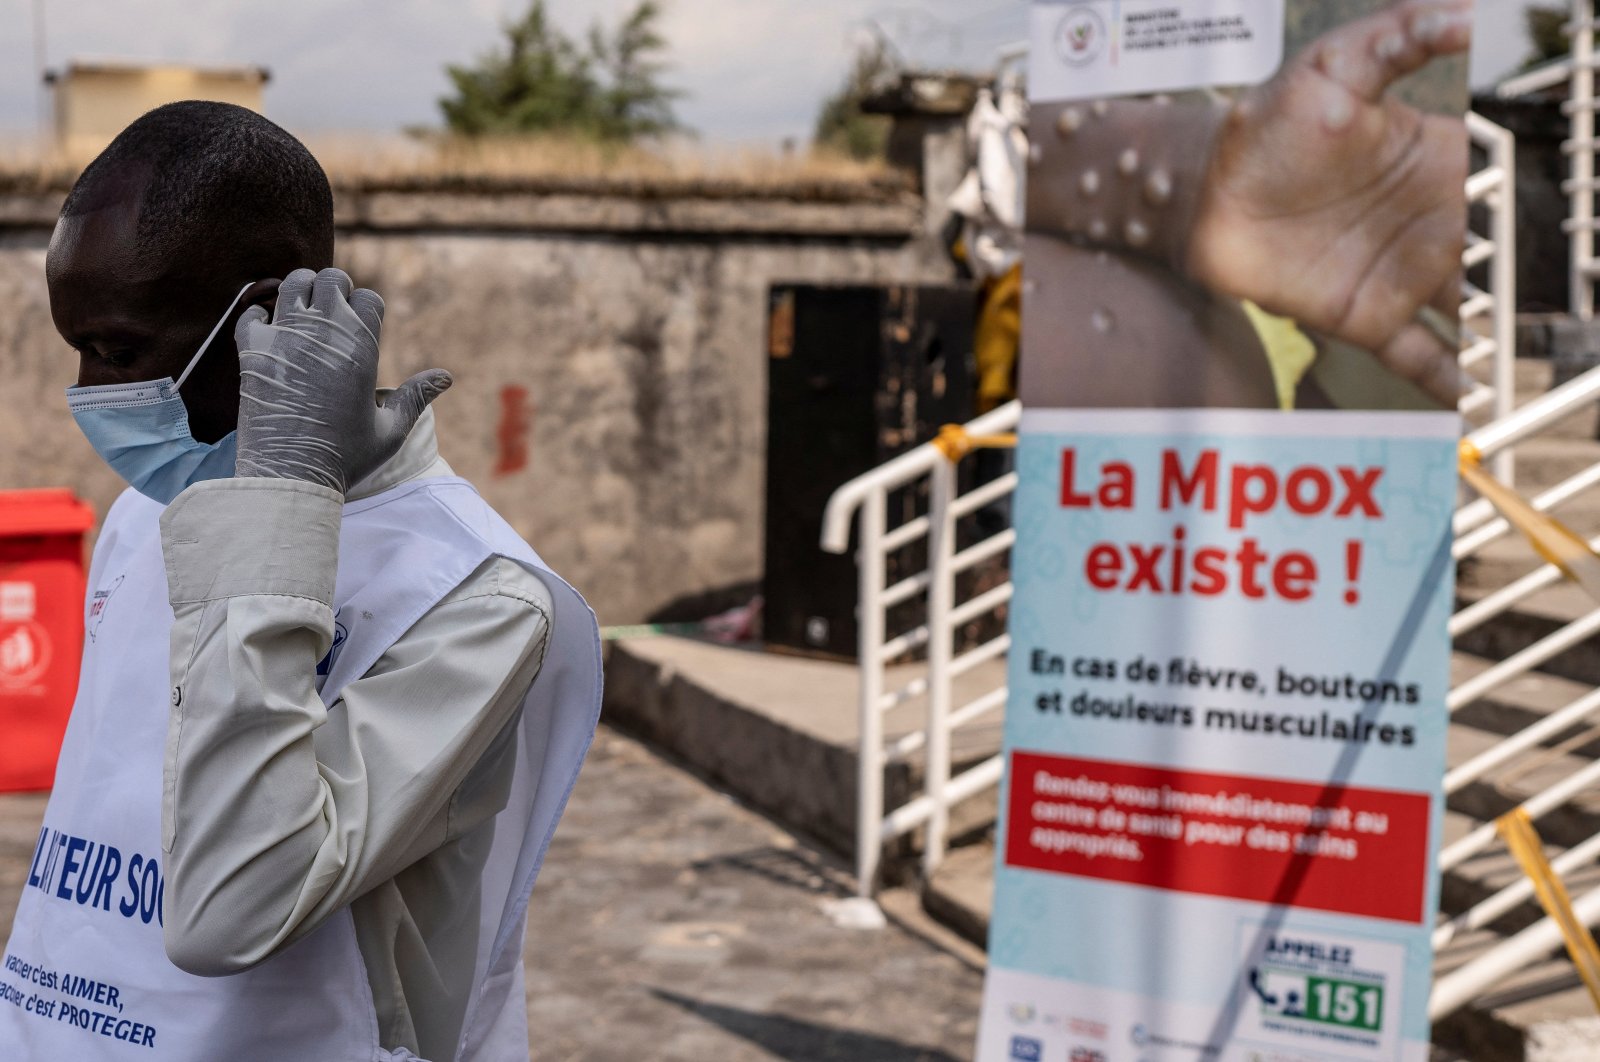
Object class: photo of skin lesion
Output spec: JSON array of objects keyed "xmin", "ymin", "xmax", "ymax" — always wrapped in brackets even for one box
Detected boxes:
[{"xmin": 1020, "ymin": 0, "xmax": 1473, "ymax": 412}]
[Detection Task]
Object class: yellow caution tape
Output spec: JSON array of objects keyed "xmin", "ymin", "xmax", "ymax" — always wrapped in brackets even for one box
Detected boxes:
[
  {"xmin": 933, "ymin": 424, "xmax": 1017, "ymax": 463},
  {"xmin": 1459, "ymin": 442, "xmax": 1600, "ymax": 603},
  {"xmin": 1496, "ymin": 808, "xmax": 1600, "ymax": 1013}
]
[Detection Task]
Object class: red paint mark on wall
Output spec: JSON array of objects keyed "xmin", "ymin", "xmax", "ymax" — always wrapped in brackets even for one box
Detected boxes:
[{"xmin": 494, "ymin": 385, "xmax": 533, "ymax": 476}]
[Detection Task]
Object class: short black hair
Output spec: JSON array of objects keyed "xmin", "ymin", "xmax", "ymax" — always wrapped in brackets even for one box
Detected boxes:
[{"xmin": 61, "ymin": 100, "xmax": 334, "ymax": 278}]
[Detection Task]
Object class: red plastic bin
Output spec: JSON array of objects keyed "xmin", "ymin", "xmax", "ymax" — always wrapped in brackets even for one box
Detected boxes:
[{"xmin": 0, "ymin": 489, "xmax": 95, "ymax": 792}]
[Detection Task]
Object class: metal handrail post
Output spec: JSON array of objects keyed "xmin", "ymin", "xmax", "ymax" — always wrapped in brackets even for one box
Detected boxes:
[
  {"xmin": 1575, "ymin": 0, "xmax": 1596, "ymax": 320},
  {"xmin": 1490, "ymin": 119, "xmax": 1518, "ymax": 484},
  {"xmin": 922, "ymin": 458, "xmax": 957, "ymax": 880},
  {"xmin": 855, "ymin": 489, "xmax": 887, "ymax": 897},
  {"xmin": 1495, "ymin": 138, "xmax": 1517, "ymax": 483}
]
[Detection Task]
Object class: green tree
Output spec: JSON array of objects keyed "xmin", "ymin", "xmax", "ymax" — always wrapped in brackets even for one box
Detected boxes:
[
  {"xmin": 590, "ymin": 2, "xmax": 683, "ymax": 140},
  {"xmin": 440, "ymin": 0, "xmax": 682, "ymax": 141},
  {"xmin": 1521, "ymin": 4, "xmax": 1569, "ymax": 71},
  {"xmin": 813, "ymin": 41, "xmax": 896, "ymax": 161}
]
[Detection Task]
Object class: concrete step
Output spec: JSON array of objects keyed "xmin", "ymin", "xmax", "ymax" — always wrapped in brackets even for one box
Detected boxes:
[
  {"xmin": 1446, "ymin": 719, "xmax": 1600, "ymax": 853},
  {"xmin": 919, "ymin": 833, "xmax": 994, "ymax": 951},
  {"xmin": 1437, "ymin": 664, "xmax": 1600, "ymax": 939},
  {"xmin": 1513, "ymin": 354, "xmax": 1555, "ymax": 409},
  {"xmin": 1431, "ymin": 928, "xmax": 1600, "ymax": 1062},
  {"xmin": 1436, "ymin": 807, "xmax": 1600, "ymax": 941},
  {"xmin": 1443, "ymin": 650, "xmax": 1600, "ymax": 915},
  {"xmin": 1453, "ymin": 582, "xmax": 1600, "ymax": 689},
  {"xmin": 602, "ymin": 635, "xmax": 1004, "ymax": 883},
  {"xmin": 921, "ymin": 841, "xmax": 992, "ymax": 950},
  {"xmin": 1449, "ymin": 652, "xmax": 1600, "ymax": 745}
]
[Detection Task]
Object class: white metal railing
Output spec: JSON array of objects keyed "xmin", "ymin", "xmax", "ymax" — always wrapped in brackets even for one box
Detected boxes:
[
  {"xmin": 1569, "ymin": 0, "xmax": 1598, "ymax": 321},
  {"xmin": 1464, "ymin": 112, "xmax": 1518, "ymax": 485},
  {"xmin": 1430, "ymin": 365, "xmax": 1600, "ymax": 1017},
  {"xmin": 1426, "ymin": 8, "xmax": 1600, "ymax": 1016},
  {"xmin": 820, "ymin": 400, "xmax": 1020, "ymax": 896}
]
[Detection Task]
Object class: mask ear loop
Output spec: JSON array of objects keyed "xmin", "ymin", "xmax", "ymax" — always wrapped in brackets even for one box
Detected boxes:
[{"xmin": 173, "ymin": 281, "xmax": 256, "ymax": 391}]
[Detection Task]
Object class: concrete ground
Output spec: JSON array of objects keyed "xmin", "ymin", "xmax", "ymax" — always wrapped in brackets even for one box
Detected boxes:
[{"xmin": 0, "ymin": 726, "xmax": 984, "ymax": 1062}]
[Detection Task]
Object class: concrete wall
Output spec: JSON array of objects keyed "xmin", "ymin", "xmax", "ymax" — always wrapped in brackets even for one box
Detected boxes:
[{"xmin": 0, "ymin": 186, "xmax": 951, "ymax": 625}]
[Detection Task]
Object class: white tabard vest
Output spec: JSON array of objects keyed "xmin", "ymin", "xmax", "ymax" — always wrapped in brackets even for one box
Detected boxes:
[{"xmin": 0, "ymin": 476, "xmax": 602, "ymax": 1061}]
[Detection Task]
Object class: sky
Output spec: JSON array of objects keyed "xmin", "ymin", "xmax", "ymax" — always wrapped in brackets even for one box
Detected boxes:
[{"xmin": 0, "ymin": 0, "xmax": 1543, "ymax": 146}]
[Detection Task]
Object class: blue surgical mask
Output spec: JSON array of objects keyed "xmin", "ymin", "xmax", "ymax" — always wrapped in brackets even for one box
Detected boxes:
[{"xmin": 65, "ymin": 282, "xmax": 254, "ymax": 505}]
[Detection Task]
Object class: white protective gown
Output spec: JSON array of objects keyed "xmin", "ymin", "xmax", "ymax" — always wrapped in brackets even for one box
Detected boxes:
[{"xmin": 0, "ymin": 474, "xmax": 601, "ymax": 1061}]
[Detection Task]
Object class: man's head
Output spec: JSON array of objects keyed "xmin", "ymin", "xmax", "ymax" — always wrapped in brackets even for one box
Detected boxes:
[{"xmin": 48, "ymin": 100, "xmax": 334, "ymax": 441}]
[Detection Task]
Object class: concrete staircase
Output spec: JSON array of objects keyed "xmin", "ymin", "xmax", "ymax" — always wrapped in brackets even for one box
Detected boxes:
[{"xmin": 1436, "ymin": 359, "xmax": 1600, "ymax": 1058}]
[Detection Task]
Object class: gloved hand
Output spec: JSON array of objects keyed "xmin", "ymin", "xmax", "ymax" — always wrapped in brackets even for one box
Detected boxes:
[{"xmin": 234, "ymin": 268, "xmax": 452, "ymax": 494}]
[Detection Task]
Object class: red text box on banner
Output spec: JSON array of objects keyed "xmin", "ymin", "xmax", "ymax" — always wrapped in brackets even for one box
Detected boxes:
[{"xmin": 1004, "ymin": 750, "xmax": 1430, "ymax": 923}]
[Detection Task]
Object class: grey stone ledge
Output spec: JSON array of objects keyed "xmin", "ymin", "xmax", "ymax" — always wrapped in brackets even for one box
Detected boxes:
[
  {"xmin": 0, "ymin": 189, "xmax": 923, "ymax": 239},
  {"xmin": 335, "ymin": 191, "xmax": 923, "ymax": 238}
]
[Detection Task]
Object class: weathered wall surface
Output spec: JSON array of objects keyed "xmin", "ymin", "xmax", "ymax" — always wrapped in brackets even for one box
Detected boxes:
[{"xmin": 0, "ymin": 188, "xmax": 951, "ymax": 624}]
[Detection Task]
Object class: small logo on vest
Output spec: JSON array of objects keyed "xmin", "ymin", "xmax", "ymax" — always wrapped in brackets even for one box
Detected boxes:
[{"xmin": 86, "ymin": 575, "xmax": 125, "ymax": 643}]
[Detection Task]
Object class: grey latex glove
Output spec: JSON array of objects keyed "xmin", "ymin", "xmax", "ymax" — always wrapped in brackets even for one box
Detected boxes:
[{"xmin": 234, "ymin": 267, "xmax": 452, "ymax": 493}]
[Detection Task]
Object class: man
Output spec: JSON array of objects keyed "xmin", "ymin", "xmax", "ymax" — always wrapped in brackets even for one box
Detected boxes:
[{"xmin": 0, "ymin": 101, "xmax": 601, "ymax": 1061}]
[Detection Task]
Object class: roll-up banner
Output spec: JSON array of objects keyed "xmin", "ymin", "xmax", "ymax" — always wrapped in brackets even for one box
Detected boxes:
[{"xmin": 976, "ymin": 3, "xmax": 1470, "ymax": 1061}]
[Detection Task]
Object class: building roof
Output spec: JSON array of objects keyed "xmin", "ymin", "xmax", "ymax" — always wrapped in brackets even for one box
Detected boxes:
[{"xmin": 44, "ymin": 58, "xmax": 270, "ymax": 84}]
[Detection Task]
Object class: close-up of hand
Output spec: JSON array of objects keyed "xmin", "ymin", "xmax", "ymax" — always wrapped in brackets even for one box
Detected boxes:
[
  {"xmin": 1186, "ymin": 0, "xmax": 1472, "ymax": 405},
  {"xmin": 233, "ymin": 267, "xmax": 453, "ymax": 494}
]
